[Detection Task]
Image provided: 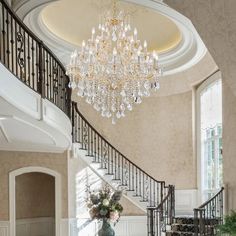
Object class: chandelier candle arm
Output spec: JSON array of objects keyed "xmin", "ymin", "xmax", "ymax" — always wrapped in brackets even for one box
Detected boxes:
[{"xmin": 66, "ymin": 3, "xmax": 162, "ymax": 124}]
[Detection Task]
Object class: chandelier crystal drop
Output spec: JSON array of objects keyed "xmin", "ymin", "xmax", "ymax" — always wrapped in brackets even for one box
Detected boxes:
[{"xmin": 66, "ymin": 1, "xmax": 162, "ymax": 124}]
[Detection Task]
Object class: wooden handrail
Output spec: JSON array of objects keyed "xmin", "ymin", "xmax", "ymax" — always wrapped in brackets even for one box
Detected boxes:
[
  {"xmin": 147, "ymin": 185, "xmax": 174, "ymax": 211},
  {"xmin": 195, "ymin": 187, "xmax": 224, "ymax": 210},
  {"xmin": 194, "ymin": 187, "xmax": 224, "ymax": 236},
  {"xmin": 72, "ymin": 102, "xmax": 166, "ymax": 185}
]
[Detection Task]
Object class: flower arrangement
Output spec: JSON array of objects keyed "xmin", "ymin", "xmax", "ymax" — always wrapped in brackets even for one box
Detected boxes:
[{"xmin": 87, "ymin": 186, "xmax": 123, "ymax": 224}]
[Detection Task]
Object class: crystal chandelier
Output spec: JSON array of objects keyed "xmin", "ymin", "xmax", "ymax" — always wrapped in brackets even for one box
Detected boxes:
[{"xmin": 67, "ymin": 1, "xmax": 162, "ymax": 124}]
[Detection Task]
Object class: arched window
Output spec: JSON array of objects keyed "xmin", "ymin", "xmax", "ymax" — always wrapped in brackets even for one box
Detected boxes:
[{"xmin": 197, "ymin": 75, "xmax": 223, "ymax": 202}]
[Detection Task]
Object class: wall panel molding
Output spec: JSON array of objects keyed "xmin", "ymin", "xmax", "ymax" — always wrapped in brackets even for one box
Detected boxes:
[
  {"xmin": 16, "ymin": 217, "xmax": 55, "ymax": 236},
  {"xmin": 0, "ymin": 222, "xmax": 9, "ymax": 236},
  {"xmin": 0, "ymin": 62, "xmax": 71, "ymax": 152},
  {"xmin": 9, "ymin": 167, "xmax": 62, "ymax": 236},
  {"xmin": 76, "ymin": 216, "xmax": 147, "ymax": 236},
  {"xmin": 175, "ymin": 189, "xmax": 198, "ymax": 215}
]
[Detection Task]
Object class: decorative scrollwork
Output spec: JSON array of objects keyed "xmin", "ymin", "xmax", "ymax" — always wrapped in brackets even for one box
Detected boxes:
[
  {"xmin": 53, "ymin": 66, "xmax": 59, "ymax": 95},
  {"xmin": 144, "ymin": 176, "xmax": 150, "ymax": 201},
  {"xmin": 124, "ymin": 160, "xmax": 129, "ymax": 187},
  {"xmin": 16, "ymin": 32, "xmax": 25, "ymax": 70},
  {"xmin": 82, "ymin": 124, "xmax": 88, "ymax": 146},
  {"xmin": 211, "ymin": 201, "xmax": 216, "ymax": 218},
  {"xmin": 160, "ymin": 214, "xmax": 166, "ymax": 232},
  {"xmin": 102, "ymin": 143, "xmax": 108, "ymax": 166}
]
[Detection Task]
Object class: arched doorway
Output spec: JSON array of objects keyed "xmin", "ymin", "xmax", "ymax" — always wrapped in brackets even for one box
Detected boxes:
[{"xmin": 9, "ymin": 167, "xmax": 61, "ymax": 236}]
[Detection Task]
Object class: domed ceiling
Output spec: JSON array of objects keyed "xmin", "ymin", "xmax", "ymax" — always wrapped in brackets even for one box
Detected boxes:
[
  {"xmin": 41, "ymin": 0, "xmax": 182, "ymax": 53},
  {"xmin": 21, "ymin": 0, "xmax": 211, "ymax": 87}
]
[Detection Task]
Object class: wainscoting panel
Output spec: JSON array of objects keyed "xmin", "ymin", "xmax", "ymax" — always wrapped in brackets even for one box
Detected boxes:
[
  {"xmin": 0, "ymin": 219, "xmax": 71, "ymax": 236},
  {"xmin": 0, "ymin": 222, "xmax": 9, "ymax": 236},
  {"xmin": 175, "ymin": 189, "xmax": 198, "ymax": 215},
  {"xmin": 16, "ymin": 217, "xmax": 55, "ymax": 236},
  {"xmin": 77, "ymin": 216, "xmax": 147, "ymax": 236},
  {"xmin": 116, "ymin": 216, "xmax": 147, "ymax": 236}
]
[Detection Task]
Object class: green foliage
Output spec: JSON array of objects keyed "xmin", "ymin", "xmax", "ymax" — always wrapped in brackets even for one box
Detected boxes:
[{"xmin": 218, "ymin": 211, "xmax": 236, "ymax": 235}]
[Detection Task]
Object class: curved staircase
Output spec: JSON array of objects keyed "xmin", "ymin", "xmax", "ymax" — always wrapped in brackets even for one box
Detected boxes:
[
  {"xmin": 0, "ymin": 1, "xmax": 225, "ymax": 235},
  {"xmin": 71, "ymin": 102, "xmax": 173, "ymax": 213}
]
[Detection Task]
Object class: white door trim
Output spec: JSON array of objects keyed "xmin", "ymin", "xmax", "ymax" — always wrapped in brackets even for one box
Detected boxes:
[{"xmin": 9, "ymin": 166, "xmax": 62, "ymax": 236}]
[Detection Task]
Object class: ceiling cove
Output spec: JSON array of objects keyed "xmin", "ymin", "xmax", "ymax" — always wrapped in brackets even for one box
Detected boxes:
[{"xmin": 15, "ymin": 0, "xmax": 207, "ymax": 76}]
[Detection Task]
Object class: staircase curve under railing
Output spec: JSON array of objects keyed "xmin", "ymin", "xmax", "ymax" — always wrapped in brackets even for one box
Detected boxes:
[{"xmin": 0, "ymin": 0, "xmax": 175, "ymax": 234}]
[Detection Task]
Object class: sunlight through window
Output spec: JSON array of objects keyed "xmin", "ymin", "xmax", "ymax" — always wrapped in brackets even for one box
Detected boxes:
[
  {"xmin": 75, "ymin": 167, "xmax": 102, "ymax": 235},
  {"xmin": 200, "ymin": 79, "xmax": 222, "ymax": 201}
]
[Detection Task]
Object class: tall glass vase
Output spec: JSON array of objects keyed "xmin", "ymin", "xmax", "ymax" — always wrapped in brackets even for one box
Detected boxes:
[{"xmin": 98, "ymin": 219, "xmax": 115, "ymax": 236}]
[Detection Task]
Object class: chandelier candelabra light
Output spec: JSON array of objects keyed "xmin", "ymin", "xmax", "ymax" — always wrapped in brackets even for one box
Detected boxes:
[{"xmin": 67, "ymin": 1, "xmax": 162, "ymax": 124}]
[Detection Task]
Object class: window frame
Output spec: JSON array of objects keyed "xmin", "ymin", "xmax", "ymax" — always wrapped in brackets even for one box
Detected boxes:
[{"xmin": 196, "ymin": 71, "xmax": 222, "ymax": 204}]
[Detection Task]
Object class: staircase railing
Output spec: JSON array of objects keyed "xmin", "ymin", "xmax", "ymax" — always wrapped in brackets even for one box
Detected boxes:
[
  {"xmin": 0, "ymin": 0, "xmax": 71, "ymax": 117},
  {"xmin": 72, "ymin": 102, "xmax": 170, "ymax": 208},
  {"xmin": 0, "ymin": 1, "xmax": 175, "ymax": 234},
  {"xmin": 147, "ymin": 185, "xmax": 175, "ymax": 236},
  {"xmin": 194, "ymin": 187, "xmax": 224, "ymax": 236}
]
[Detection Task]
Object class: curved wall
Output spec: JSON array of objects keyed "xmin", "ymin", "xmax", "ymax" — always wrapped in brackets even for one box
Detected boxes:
[
  {"xmin": 74, "ymin": 91, "xmax": 195, "ymax": 190},
  {"xmin": 165, "ymin": 0, "xmax": 236, "ymax": 212},
  {"xmin": 0, "ymin": 59, "xmax": 72, "ymax": 153}
]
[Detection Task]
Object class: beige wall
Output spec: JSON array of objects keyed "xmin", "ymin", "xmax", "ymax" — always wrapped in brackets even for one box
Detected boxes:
[
  {"xmin": 222, "ymin": 81, "xmax": 236, "ymax": 210},
  {"xmin": 0, "ymin": 151, "xmax": 68, "ymax": 221},
  {"xmin": 74, "ymin": 90, "xmax": 194, "ymax": 190},
  {"xmin": 165, "ymin": 0, "xmax": 236, "ymax": 211},
  {"xmin": 16, "ymin": 172, "xmax": 55, "ymax": 219}
]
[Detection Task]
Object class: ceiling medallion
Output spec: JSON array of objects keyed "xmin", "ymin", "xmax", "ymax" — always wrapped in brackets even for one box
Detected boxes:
[{"xmin": 67, "ymin": 1, "xmax": 162, "ymax": 124}]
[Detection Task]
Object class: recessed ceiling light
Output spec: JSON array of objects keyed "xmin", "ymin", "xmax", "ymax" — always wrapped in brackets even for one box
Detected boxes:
[{"xmin": 0, "ymin": 117, "xmax": 6, "ymax": 120}]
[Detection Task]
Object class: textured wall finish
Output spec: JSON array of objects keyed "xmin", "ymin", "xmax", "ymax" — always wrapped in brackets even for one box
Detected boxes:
[
  {"xmin": 165, "ymin": 0, "xmax": 236, "ymax": 96},
  {"xmin": 0, "ymin": 151, "xmax": 68, "ymax": 221},
  {"xmin": 165, "ymin": 0, "xmax": 236, "ymax": 210},
  {"xmin": 222, "ymin": 81, "xmax": 236, "ymax": 210},
  {"xmin": 74, "ymin": 91, "xmax": 194, "ymax": 190},
  {"xmin": 16, "ymin": 173, "xmax": 55, "ymax": 219}
]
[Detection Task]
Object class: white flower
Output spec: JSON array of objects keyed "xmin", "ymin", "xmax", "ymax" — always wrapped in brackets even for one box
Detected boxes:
[{"xmin": 103, "ymin": 199, "xmax": 109, "ymax": 206}]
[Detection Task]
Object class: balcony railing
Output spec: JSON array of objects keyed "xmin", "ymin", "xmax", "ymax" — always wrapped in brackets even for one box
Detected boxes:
[
  {"xmin": 0, "ymin": 0, "xmax": 71, "ymax": 117},
  {"xmin": 0, "ymin": 1, "xmax": 175, "ymax": 235}
]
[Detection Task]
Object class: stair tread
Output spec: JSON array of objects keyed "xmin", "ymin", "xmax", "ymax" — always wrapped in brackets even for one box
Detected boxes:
[
  {"xmin": 172, "ymin": 223, "xmax": 195, "ymax": 226},
  {"xmin": 166, "ymin": 230, "xmax": 195, "ymax": 235}
]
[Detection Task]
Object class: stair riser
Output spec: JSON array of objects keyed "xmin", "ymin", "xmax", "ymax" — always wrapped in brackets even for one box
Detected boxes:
[{"xmin": 72, "ymin": 144, "xmax": 148, "ymax": 212}]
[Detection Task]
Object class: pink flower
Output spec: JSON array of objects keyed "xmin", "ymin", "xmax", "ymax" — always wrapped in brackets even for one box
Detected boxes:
[{"xmin": 110, "ymin": 211, "xmax": 119, "ymax": 222}]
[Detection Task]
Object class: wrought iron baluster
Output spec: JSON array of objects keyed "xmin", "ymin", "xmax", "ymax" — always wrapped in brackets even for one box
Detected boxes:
[
  {"xmin": 111, "ymin": 147, "xmax": 114, "ymax": 175},
  {"xmin": 2, "ymin": 5, "xmax": 6, "ymax": 64},
  {"xmin": 135, "ymin": 167, "xmax": 138, "ymax": 196},
  {"xmin": 5, "ymin": 8, "xmax": 9, "ymax": 68},
  {"xmin": 94, "ymin": 133, "xmax": 97, "ymax": 162},
  {"xmin": 10, "ymin": 12, "xmax": 14, "ymax": 73},
  {"xmin": 0, "ymin": 2, "xmax": 3, "ymax": 61},
  {"xmin": 107, "ymin": 145, "xmax": 110, "ymax": 174}
]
